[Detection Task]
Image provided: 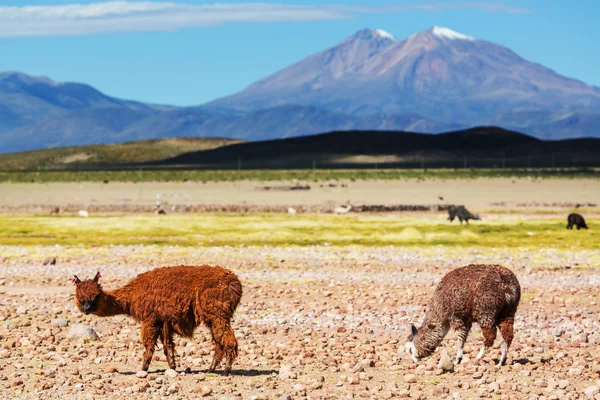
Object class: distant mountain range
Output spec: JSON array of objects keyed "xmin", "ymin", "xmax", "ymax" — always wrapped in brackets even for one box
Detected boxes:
[{"xmin": 2, "ymin": 26, "xmax": 600, "ymax": 153}]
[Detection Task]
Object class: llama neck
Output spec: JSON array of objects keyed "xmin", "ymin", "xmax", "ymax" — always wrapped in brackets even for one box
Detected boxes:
[
  {"xmin": 414, "ymin": 319, "xmax": 450, "ymax": 357},
  {"xmin": 93, "ymin": 288, "xmax": 130, "ymax": 317}
]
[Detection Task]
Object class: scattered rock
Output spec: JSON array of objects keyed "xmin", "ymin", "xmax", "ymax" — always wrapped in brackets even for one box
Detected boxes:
[
  {"xmin": 51, "ymin": 318, "xmax": 68, "ymax": 327},
  {"xmin": 278, "ymin": 364, "xmax": 297, "ymax": 380},
  {"xmin": 66, "ymin": 324, "xmax": 99, "ymax": 341},
  {"xmin": 136, "ymin": 371, "xmax": 148, "ymax": 378},
  {"xmin": 438, "ymin": 351, "xmax": 454, "ymax": 373},
  {"xmin": 164, "ymin": 369, "xmax": 178, "ymax": 378}
]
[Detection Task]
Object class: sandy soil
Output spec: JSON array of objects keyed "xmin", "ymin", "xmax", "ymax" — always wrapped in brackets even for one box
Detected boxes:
[
  {"xmin": 0, "ymin": 179, "xmax": 599, "ymax": 214},
  {"xmin": 1, "ymin": 245, "xmax": 599, "ymax": 399}
]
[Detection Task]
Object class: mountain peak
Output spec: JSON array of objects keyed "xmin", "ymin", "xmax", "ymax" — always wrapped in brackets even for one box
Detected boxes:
[
  {"xmin": 0, "ymin": 71, "xmax": 59, "ymax": 86},
  {"xmin": 351, "ymin": 28, "xmax": 396, "ymax": 42},
  {"xmin": 373, "ymin": 29, "xmax": 396, "ymax": 41},
  {"xmin": 429, "ymin": 26, "xmax": 475, "ymax": 41}
]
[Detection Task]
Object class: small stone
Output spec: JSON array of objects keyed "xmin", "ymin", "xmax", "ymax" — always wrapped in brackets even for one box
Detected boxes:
[
  {"xmin": 348, "ymin": 377, "xmax": 360, "ymax": 385},
  {"xmin": 580, "ymin": 333, "xmax": 589, "ymax": 343},
  {"xmin": 558, "ymin": 380, "xmax": 569, "ymax": 389},
  {"xmin": 278, "ymin": 364, "xmax": 297, "ymax": 380},
  {"xmin": 196, "ymin": 386, "xmax": 212, "ymax": 397},
  {"xmin": 403, "ymin": 374, "xmax": 417, "ymax": 383},
  {"xmin": 292, "ymin": 383, "xmax": 307, "ymax": 392},
  {"xmin": 552, "ymin": 327, "xmax": 565, "ymax": 337},
  {"xmin": 136, "ymin": 371, "xmax": 148, "ymax": 378},
  {"xmin": 438, "ymin": 351, "xmax": 455, "ymax": 373},
  {"xmin": 51, "ymin": 318, "xmax": 69, "ymax": 327},
  {"xmin": 103, "ymin": 367, "xmax": 117, "ymax": 374},
  {"xmin": 165, "ymin": 369, "xmax": 178, "ymax": 378},
  {"xmin": 472, "ymin": 371, "xmax": 484, "ymax": 379},
  {"xmin": 16, "ymin": 307, "xmax": 28, "ymax": 315},
  {"xmin": 66, "ymin": 324, "xmax": 99, "ymax": 341},
  {"xmin": 167, "ymin": 384, "xmax": 178, "ymax": 394},
  {"xmin": 584, "ymin": 386, "xmax": 599, "ymax": 398}
]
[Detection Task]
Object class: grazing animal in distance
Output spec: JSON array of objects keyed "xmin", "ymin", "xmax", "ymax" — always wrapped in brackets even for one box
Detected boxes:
[
  {"xmin": 405, "ymin": 264, "xmax": 520, "ymax": 366},
  {"xmin": 78, "ymin": 210, "xmax": 89, "ymax": 218},
  {"xmin": 287, "ymin": 207, "xmax": 297, "ymax": 216},
  {"xmin": 50, "ymin": 207, "xmax": 60, "ymax": 215},
  {"xmin": 448, "ymin": 205, "xmax": 480, "ymax": 224},
  {"xmin": 567, "ymin": 213, "xmax": 589, "ymax": 230},
  {"xmin": 334, "ymin": 205, "xmax": 352, "ymax": 214},
  {"xmin": 155, "ymin": 208, "xmax": 167, "ymax": 215},
  {"xmin": 72, "ymin": 266, "xmax": 243, "ymax": 374}
]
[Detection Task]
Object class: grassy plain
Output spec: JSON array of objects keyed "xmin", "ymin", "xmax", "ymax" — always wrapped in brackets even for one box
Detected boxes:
[
  {"xmin": 0, "ymin": 137, "xmax": 239, "ymax": 171},
  {"xmin": 1, "ymin": 214, "xmax": 597, "ymax": 252}
]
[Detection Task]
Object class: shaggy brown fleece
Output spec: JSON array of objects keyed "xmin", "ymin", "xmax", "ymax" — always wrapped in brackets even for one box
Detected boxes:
[
  {"xmin": 73, "ymin": 266, "xmax": 243, "ymax": 374},
  {"xmin": 406, "ymin": 264, "xmax": 520, "ymax": 366}
]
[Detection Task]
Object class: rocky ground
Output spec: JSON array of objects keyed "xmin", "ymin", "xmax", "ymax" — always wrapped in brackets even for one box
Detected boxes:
[{"xmin": 1, "ymin": 245, "xmax": 599, "ymax": 399}]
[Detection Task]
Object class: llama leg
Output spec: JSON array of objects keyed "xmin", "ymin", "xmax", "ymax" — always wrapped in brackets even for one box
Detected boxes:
[
  {"xmin": 453, "ymin": 320, "xmax": 472, "ymax": 364},
  {"xmin": 210, "ymin": 318, "xmax": 238, "ymax": 375},
  {"xmin": 199, "ymin": 288, "xmax": 238, "ymax": 375},
  {"xmin": 497, "ymin": 318, "xmax": 515, "ymax": 366},
  {"xmin": 476, "ymin": 325, "xmax": 497, "ymax": 362},
  {"xmin": 206, "ymin": 321, "xmax": 225, "ymax": 373},
  {"xmin": 161, "ymin": 323, "xmax": 177, "ymax": 370},
  {"xmin": 140, "ymin": 320, "xmax": 161, "ymax": 371}
]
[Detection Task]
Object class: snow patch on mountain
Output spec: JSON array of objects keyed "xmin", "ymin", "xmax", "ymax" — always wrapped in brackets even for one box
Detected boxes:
[
  {"xmin": 431, "ymin": 26, "xmax": 475, "ymax": 41},
  {"xmin": 373, "ymin": 29, "xmax": 395, "ymax": 41}
]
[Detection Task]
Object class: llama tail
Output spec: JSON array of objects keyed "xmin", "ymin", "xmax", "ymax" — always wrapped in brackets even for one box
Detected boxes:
[
  {"xmin": 225, "ymin": 273, "xmax": 243, "ymax": 315},
  {"xmin": 503, "ymin": 276, "xmax": 521, "ymax": 310}
]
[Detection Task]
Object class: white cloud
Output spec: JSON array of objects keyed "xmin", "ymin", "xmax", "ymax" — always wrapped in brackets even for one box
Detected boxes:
[{"xmin": 0, "ymin": 2, "xmax": 532, "ymax": 37}]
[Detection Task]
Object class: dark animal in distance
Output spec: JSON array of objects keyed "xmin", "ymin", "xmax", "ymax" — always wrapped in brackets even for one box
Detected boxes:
[
  {"xmin": 405, "ymin": 264, "xmax": 521, "ymax": 366},
  {"xmin": 73, "ymin": 266, "xmax": 243, "ymax": 374},
  {"xmin": 448, "ymin": 205, "xmax": 480, "ymax": 224},
  {"xmin": 567, "ymin": 213, "xmax": 589, "ymax": 230},
  {"xmin": 155, "ymin": 208, "xmax": 167, "ymax": 215},
  {"xmin": 50, "ymin": 207, "xmax": 60, "ymax": 215}
]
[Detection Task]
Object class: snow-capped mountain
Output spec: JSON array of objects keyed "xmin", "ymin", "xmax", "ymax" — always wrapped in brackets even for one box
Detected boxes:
[
  {"xmin": 2, "ymin": 26, "xmax": 600, "ymax": 153},
  {"xmin": 208, "ymin": 26, "xmax": 600, "ymax": 123}
]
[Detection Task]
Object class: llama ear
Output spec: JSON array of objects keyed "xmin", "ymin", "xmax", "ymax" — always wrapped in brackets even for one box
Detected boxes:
[
  {"xmin": 93, "ymin": 271, "xmax": 101, "ymax": 282},
  {"xmin": 72, "ymin": 275, "xmax": 81, "ymax": 285},
  {"xmin": 409, "ymin": 324, "xmax": 418, "ymax": 341}
]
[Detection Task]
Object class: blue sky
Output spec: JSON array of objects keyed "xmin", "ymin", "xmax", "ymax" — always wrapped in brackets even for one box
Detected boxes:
[{"xmin": 1, "ymin": 1, "xmax": 598, "ymax": 106}]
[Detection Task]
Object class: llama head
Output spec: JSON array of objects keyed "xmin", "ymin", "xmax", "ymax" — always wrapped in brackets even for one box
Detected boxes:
[
  {"xmin": 72, "ymin": 271, "xmax": 102, "ymax": 315},
  {"xmin": 405, "ymin": 325, "xmax": 422, "ymax": 362}
]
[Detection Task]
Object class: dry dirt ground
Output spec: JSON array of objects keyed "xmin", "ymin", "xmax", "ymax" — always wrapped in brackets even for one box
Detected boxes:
[
  {"xmin": 1, "ymin": 245, "xmax": 599, "ymax": 400},
  {"xmin": 1, "ymin": 179, "xmax": 599, "ymax": 213}
]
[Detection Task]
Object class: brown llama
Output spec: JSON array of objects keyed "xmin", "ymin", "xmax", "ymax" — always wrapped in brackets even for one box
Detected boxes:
[
  {"xmin": 405, "ymin": 264, "xmax": 520, "ymax": 366},
  {"xmin": 73, "ymin": 266, "xmax": 243, "ymax": 374}
]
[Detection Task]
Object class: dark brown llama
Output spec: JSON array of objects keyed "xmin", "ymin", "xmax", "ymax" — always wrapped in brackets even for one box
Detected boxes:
[
  {"xmin": 567, "ymin": 213, "xmax": 589, "ymax": 230},
  {"xmin": 405, "ymin": 264, "xmax": 520, "ymax": 366},
  {"xmin": 73, "ymin": 266, "xmax": 242, "ymax": 374}
]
